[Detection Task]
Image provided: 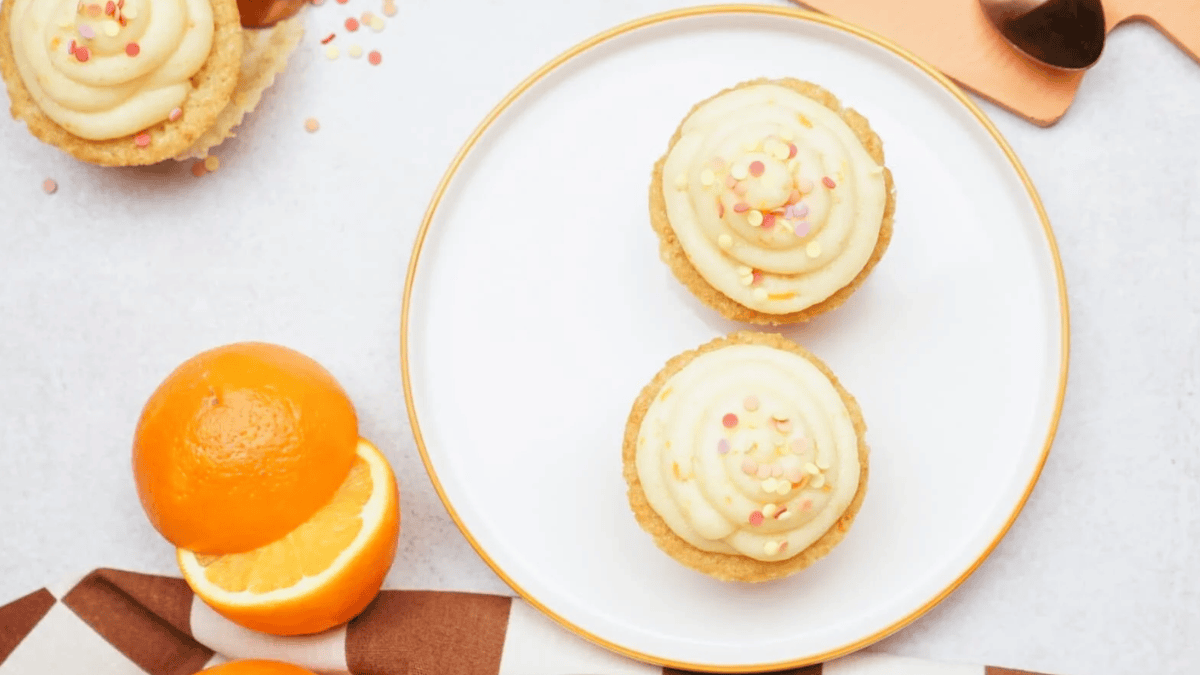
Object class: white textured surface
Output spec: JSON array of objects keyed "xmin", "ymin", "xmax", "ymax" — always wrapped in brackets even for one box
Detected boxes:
[{"xmin": 0, "ymin": 1, "xmax": 1196, "ymax": 674}]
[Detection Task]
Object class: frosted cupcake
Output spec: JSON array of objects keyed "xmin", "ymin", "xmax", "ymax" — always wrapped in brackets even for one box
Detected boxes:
[
  {"xmin": 0, "ymin": 0, "xmax": 304, "ymax": 165},
  {"xmin": 623, "ymin": 331, "xmax": 868, "ymax": 582},
  {"xmin": 650, "ymin": 78, "xmax": 895, "ymax": 324}
]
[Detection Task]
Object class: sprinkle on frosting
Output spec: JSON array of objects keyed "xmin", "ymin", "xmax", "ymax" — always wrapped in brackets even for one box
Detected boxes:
[
  {"xmin": 722, "ymin": 413, "xmax": 738, "ymax": 428},
  {"xmin": 743, "ymin": 395, "xmax": 759, "ymax": 412},
  {"xmin": 822, "ymin": 176, "xmax": 837, "ymax": 189}
]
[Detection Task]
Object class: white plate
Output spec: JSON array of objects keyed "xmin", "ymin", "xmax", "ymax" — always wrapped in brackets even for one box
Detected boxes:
[{"xmin": 402, "ymin": 6, "xmax": 1068, "ymax": 671}]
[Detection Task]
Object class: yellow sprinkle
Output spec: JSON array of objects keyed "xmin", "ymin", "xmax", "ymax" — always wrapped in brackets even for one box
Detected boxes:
[
  {"xmin": 780, "ymin": 130, "xmax": 794, "ymax": 142},
  {"xmin": 747, "ymin": 210, "xmax": 763, "ymax": 227},
  {"xmin": 817, "ymin": 458, "xmax": 830, "ymax": 470},
  {"xmin": 674, "ymin": 173, "xmax": 687, "ymax": 190},
  {"xmin": 762, "ymin": 503, "xmax": 777, "ymax": 517},
  {"xmin": 369, "ymin": 17, "xmax": 385, "ymax": 31},
  {"xmin": 753, "ymin": 288, "xmax": 768, "ymax": 302},
  {"xmin": 740, "ymin": 274, "xmax": 754, "ymax": 287},
  {"xmin": 798, "ymin": 115, "xmax": 813, "ymax": 128},
  {"xmin": 776, "ymin": 482, "xmax": 790, "ymax": 495},
  {"xmin": 762, "ymin": 477, "xmax": 778, "ymax": 492},
  {"xmin": 50, "ymin": 36, "xmax": 61, "ymax": 49},
  {"xmin": 325, "ymin": 45, "xmax": 340, "ymax": 60},
  {"xmin": 203, "ymin": 156, "xmax": 220, "ymax": 172},
  {"xmin": 348, "ymin": 44, "xmax": 363, "ymax": 59},
  {"xmin": 123, "ymin": 5, "xmax": 137, "ymax": 18},
  {"xmin": 804, "ymin": 462, "xmax": 820, "ymax": 475},
  {"xmin": 768, "ymin": 292, "xmax": 796, "ymax": 301},
  {"xmin": 772, "ymin": 145, "xmax": 789, "ymax": 161},
  {"xmin": 730, "ymin": 163, "xmax": 748, "ymax": 180},
  {"xmin": 778, "ymin": 510, "xmax": 793, "ymax": 520},
  {"xmin": 718, "ymin": 234, "xmax": 733, "ymax": 249},
  {"xmin": 788, "ymin": 159, "xmax": 800, "ymax": 172},
  {"xmin": 806, "ymin": 241, "xmax": 822, "ymax": 258},
  {"xmin": 102, "ymin": 19, "xmax": 119, "ymax": 36},
  {"xmin": 812, "ymin": 474, "xmax": 826, "ymax": 489},
  {"xmin": 764, "ymin": 541, "xmax": 780, "ymax": 556},
  {"xmin": 700, "ymin": 169, "xmax": 715, "ymax": 186},
  {"xmin": 737, "ymin": 265, "xmax": 752, "ymax": 276}
]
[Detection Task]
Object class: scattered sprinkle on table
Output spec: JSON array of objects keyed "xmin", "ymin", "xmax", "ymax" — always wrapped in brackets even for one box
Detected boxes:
[
  {"xmin": 368, "ymin": 16, "xmax": 384, "ymax": 31},
  {"xmin": 367, "ymin": 49, "xmax": 381, "ymax": 65},
  {"xmin": 348, "ymin": 44, "xmax": 362, "ymax": 58},
  {"xmin": 203, "ymin": 156, "xmax": 220, "ymax": 172},
  {"xmin": 310, "ymin": 0, "xmax": 323, "ymax": 5},
  {"xmin": 304, "ymin": 117, "xmax": 320, "ymax": 133},
  {"xmin": 191, "ymin": 161, "xmax": 207, "ymax": 177},
  {"xmin": 42, "ymin": 178, "xmax": 57, "ymax": 195},
  {"xmin": 325, "ymin": 45, "xmax": 339, "ymax": 60},
  {"xmin": 344, "ymin": 17, "xmax": 358, "ymax": 31},
  {"xmin": 382, "ymin": 0, "xmax": 396, "ymax": 16},
  {"xmin": 320, "ymin": 32, "xmax": 335, "ymax": 44}
]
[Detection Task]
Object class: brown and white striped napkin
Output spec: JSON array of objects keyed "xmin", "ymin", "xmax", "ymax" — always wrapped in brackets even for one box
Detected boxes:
[{"xmin": 0, "ymin": 569, "xmax": 1054, "ymax": 675}]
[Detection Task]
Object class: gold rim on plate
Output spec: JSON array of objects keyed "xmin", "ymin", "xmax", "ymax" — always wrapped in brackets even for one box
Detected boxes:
[{"xmin": 400, "ymin": 4, "xmax": 1070, "ymax": 671}]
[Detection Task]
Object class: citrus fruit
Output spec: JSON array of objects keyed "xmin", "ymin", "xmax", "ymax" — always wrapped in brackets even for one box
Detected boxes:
[
  {"xmin": 198, "ymin": 660, "xmax": 317, "ymax": 675},
  {"xmin": 178, "ymin": 437, "xmax": 400, "ymax": 635},
  {"xmin": 133, "ymin": 342, "xmax": 359, "ymax": 554}
]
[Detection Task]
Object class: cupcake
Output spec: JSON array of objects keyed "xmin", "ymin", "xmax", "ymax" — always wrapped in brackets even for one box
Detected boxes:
[
  {"xmin": 0, "ymin": 0, "xmax": 304, "ymax": 165},
  {"xmin": 622, "ymin": 331, "xmax": 868, "ymax": 582},
  {"xmin": 650, "ymin": 78, "xmax": 895, "ymax": 324}
]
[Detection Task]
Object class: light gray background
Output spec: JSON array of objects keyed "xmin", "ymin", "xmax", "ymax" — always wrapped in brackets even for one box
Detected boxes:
[{"xmin": 1, "ymin": 1, "xmax": 1197, "ymax": 674}]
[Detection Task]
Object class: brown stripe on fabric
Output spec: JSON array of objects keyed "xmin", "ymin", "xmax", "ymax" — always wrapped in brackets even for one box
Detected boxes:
[
  {"xmin": 0, "ymin": 588, "xmax": 56, "ymax": 666},
  {"xmin": 986, "ymin": 668, "xmax": 1052, "ymax": 675},
  {"xmin": 61, "ymin": 569, "xmax": 213, "ymax": 675},
  {"xmin": 347, "ymin": 590, "xmax": 512, "ymax": 675},
  {"xmin": 666, "ymin": 665, "xmax": 821, "ymax": 675}
]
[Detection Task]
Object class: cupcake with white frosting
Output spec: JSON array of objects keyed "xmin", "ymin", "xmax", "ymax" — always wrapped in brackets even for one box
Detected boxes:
[
  {"xmin": 650, "ymin": 78, "xmax": 895, "ymax": 324},
  {"xmin": 0, "ymin": 0, "xmax": 305, "ymax": 165},
  {"xmin": 622, "ymin": 331, "xmax": 868, "ymax": 582}
]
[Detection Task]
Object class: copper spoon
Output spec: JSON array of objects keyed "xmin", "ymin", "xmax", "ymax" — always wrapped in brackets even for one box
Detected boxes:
[{"xmin": 979, "ymin": 0, "xmax": 1107, "ymax": 70}]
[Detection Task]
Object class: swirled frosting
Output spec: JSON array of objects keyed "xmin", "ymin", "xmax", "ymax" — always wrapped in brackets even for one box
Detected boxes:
[
  {"xmin": 661, "ymin": 82, "xmax": 887, "ymax": 314},
  {"xmin": 635, "ymin": 344, "xmax": 859, "ymax": 561},
  {"xmin": 8, "ymin": 0, "xmax": 214, "ymax": 140}
]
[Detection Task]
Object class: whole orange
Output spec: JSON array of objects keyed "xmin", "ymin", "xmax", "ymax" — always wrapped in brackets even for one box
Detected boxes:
[
  {"xmin": 133, "ymin": 342, "xmax": 358, "ymax": 554},
  {"xmin": 198, "ymin": 660, "xmax": 317, "ymax": 675}
]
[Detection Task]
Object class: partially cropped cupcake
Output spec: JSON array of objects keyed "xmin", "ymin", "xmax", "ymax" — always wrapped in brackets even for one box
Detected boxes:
[
  {"xmin": 0, "ymin": 0, "xmax": 304, "ymax": 165},
  {"xmin": 623, "ymin": 331, "xmax": 868, "ymax": 582},
  {"xmin": 650, "ymin": 78, "xmax": 895, "ymax": 324}
]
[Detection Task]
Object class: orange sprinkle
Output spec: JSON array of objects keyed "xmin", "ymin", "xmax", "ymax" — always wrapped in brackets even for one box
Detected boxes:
[
  {"xmin": 767, "ymin": 292, "xmax": 796, "ymax": 301},
  {"xmin": 320, "ymin": 33, "xmax": 335, "ymax": 44},
  {"xmin": 367, "ymin": 50, "xmax": 381, "ymax": 65},
  {"xmin": 344, "ymin": 17, "xmax": 358, "ymax": 31},
  {"xmin": 304, "ymin": 117, "xmax": 319, "ymax": 133},
  {"xmin": 42, "ymin": 178, "xmax": 58, "ymax": 194},
  {"xmin": 191, "ymin": 161, "xmax": 207, "ymax": 177}
]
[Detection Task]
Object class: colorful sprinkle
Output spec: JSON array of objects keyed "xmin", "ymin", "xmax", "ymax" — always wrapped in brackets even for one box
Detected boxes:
[
  {"xmin": 102, "ymin": 20, "xmax": 118, "ymax": 36},
  {"xmin": 748, "ymin": 160, "xmax": 765, "ymax": 177},
  {"xmin": 724, "ymin": 175, "xmax": 737, "ymax": 188},
  {"xmin": 741, "ymin": 458, "xmax": 757, "ymax": 475},
  {"xmin": 124, "ymin": 42, "xmax": 139, "ymax": 56},
  {"xmin": 812, "ymin": 474, "xmax": 827, "ymax": 489},
  {"xmin": 800, "ymin": 499, "xmax": 813, "ymax": 512},
  {"xmin": 746, "ymin": 210, "xmax": 763, "ymax": 227},
  {"xmin": 191, "ymin": 161, "xmax": 207, "ymax": 178},
  {"xmin": 749, "ymin": 511, "xmax": 764, "ymax": 526},
  {"xmin": 717, "ymin": 439, "xmax": 730, "ymax": 455},
  {"xmin": 42, "ymin": 178, "xmax": 57, "ymax": 194},
  {"xmin": 775, "ymin": 507, "xmax": 788, "ymax": 519},
  {"xmin": 794, "ymin": 203, "xmax": 809, "ymax": 219},
  {"xmin": 104, "ymin": 0, "xmax": 115, "ymax": 14},
  {"xmin": 304, "ymin": 117, "xmax": 320, "ymax": 132},
  {"xmin": 700, "ymin": 169, "xmax": 715, "ymax": 186},
  {"xmin": 743, "ymin": 395, "xmax": 759, "ymax": 412},
  {"xmin": 788, "ymin": 143, "xmax": 798, "ymax": 159},
  {"xmin": 772, "ymin": 466, "xmax": 783, "ymax": 478},
  {"xmin": 320, "ymin": 33, "xmax": 336, "ymax": 44},
  {"xmin": 730, "ymin": 163, "xmax": 748, "ymax": 180},
  {"xmin": 784, "ymin": 467, "xmax": 804, "ymax": 483},
  {"xmin": 790, "ymin": 437, "xmax": 810, "ymax": 454},
  {"xmin": 787, "ymin": 189, "xmax": 802, "ymax": 205},
  {"xmin": 761, "ymin": 213, "xmax": 775, "ymax": 229},
  {"xmin": 774, "ymin": 419, "xmax": 792, "ymax": 434},
  {"xmin": 764, "ymin": 540, "xmax": 780, "ymax": 556},
  {"xmin": 805, "ymin": 463, "xmax": 820, "ymax": 475},
  {"xmin": 203, "ymin": 156, "xmax": 219, "ymax": 172},
  {"xmin": 325, "ymin": 45, "xmax": 339, "ymax": 59},
  {"xmin": 367, "ymin": 50, "xmax": 381, "ymax": 65},
  {"xmin": 382, "ymin": 0, "xmax": 397, "ymax": 15},
  {"xmin": 368, "ymin": 17, "xmax": 384, "ymax": 31},
  {"xmin": 336, "ymin": 0, "xmax": 348, "ymax": 4},
  {"xmin": 348, "ymin": 44, "xmax": 363, "ymax": 59},
  {"xmin": 817, "ymin": 458, "xmax": 830, "ymax": 470},
  {"xmin": 762, "ymin": 503, "xmax": 777, "ymax": 517},
  {"xmin": 673, "ymin": 173, "xmax": 686, "ymax": 190},
  {"xmin": 74, "ymin": 46, "xmax": 90, "ymax": 62},
  {"xmin": 311, "ymin": 0, "xmax": 324, "ymax": 5},
  {"xmin": 794, "ymin": 221, "xmax": 811, "ymax": 237},
  {"xmin": 762, "ymin": 477, "xmax": 778, "ymax": 492},
  {"xmin": 751, "ymin": 270, "xmax": 763, "ymax": 285},
  {"xmin": 722, "ymin": 413, "xmax": 738, "ymax": 428},
  {"xmin": 756, "ymin": 465, "xmax": 771, "ymax": 479},
  {"xmin": 345, "ymin": 17, "xmax": 359, "ymax": 31},
  {"xmin": 717, "ymin": 234, "xmax": 733, "ymax": 249},
  {"xmin": 733, "ymin": 202, "xmax": 749, "ymax": 213},
  {"xmin": 168, "ymin": 107, "xmax": 182, "ymax": 122},
  {"xmin": 134, "ymin": 132, "xmax": 150, "ymax": 147},
  {"xmin": 753, "ymin": 288, "xmax": 768, "ymax": 302},
  {"xmin": 798, "ymin": 177, "xmax": 814, "ymax": 193},
  {"xmin": 717, "ymin": 201, "xmax": 725, "ymax": 217},
  {"xmin": 86, "ymin": 4, "xmax": 102, "ymax": 17},
  {"xmin": 806, "ymin": 241, "xmax": 822, "ymax": 258},
  {"xmin": 79, "ymin": 24, "xmax": 95, "ymax": 39},
  {"xmin": 733, "ymin": 182, "xmax": 748, "ymax": 195},
  {"xmin": 822, "ymin": 176, "xmax": 837, "ymax": 189},
  {"xmin": 67, "ymin": 39, "xmax": 76, "ymax": 55}
]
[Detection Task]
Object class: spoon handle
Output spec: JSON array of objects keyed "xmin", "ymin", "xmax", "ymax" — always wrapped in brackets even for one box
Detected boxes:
[{"xmin": 1104, "ymin": 0, "xmax": 1200, "ymax": 63}]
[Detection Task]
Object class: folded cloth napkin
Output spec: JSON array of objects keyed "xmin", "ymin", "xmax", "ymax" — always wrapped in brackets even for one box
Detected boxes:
[{"xmin": 0, "ymin": 569, "xmax": 1055, "ymax": 675}]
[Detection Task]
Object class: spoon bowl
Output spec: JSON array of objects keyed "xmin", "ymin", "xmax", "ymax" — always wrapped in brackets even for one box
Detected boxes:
[{"xmin": 980, "ymin": 0, "xmax": 1107, "ymax": 70}]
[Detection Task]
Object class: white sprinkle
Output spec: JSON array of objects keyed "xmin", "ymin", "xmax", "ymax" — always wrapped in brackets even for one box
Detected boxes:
[
  {"xmin": 804, "ymin": 462, "xmax": 820, "ymax": 475},
  {"xmin": 812, "ymin": 474, "xmax": 826, "ymax": 489},
  {"xmin": 718, "ymin": 234, "xmax": 733, "ymax": 250},
  {"xmin": 764, "ymin": 541, "xmax": 781, "ymax": 556}
]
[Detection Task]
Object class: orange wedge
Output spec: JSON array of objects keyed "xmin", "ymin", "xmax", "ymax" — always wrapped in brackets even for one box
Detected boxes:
[{"xmin": 178, "ymin": 438, "xmax": 400, "ymax": 635}]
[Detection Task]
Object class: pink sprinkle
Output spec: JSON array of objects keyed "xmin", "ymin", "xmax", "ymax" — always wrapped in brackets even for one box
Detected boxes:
[
  {"xmin": 104, "ymin": 0, "xmax": 115, "ymax": 14},
  {"xmin": 748, "ymin": 160, "xmax": 765, "ymax": 177},
  {"xmin": 788, "ymin": 143, "xmax": 798, "ymax": 159},
  {"xmin": 800, "ymin": 499, "xmax": 813, "ymax": 512},
  {"xmin": 775, "ymin": 507, "xmax": 788, "ymax": 519},
  {"xmin": 344, "ymin": 17, "xmax": 359, "ymax": 31},
  {"xmin": 743, "ymin": 395, "xmax": 759, "ymax": 411},
  {"xmin": 733, "ymin": 182, "xmax": 748, "ymax": 195},
  {"xmin": 733, "ymin": 203, "xmax": 749, "ymax": 213},
  {"xmin": 787, "ymin": 189, "xmax": 801, "ymax": 205},
  {"xmin": 785, "ymin": 467, "xmax": 804, "ymax": 483},
  {"xmin": 749, "ymin": 511, "xmax": 764, "ymax": 526},
  {"xmin": 798, "ymin": 177, "xmax": 814, "ymax": 193},
  {"xmin": 722, "ymin": 413, "xmax": 738, "ymax": 428},
  {"xmin": 790, "ymin": 437, "xmax": 810, "ymax": 454},
  {"xmin": 168, "ymin": 107, "xmax": 182, "ymax": 122},
  {"xmin": 760, "ymin": 213, "xmax": 775, "ymax": 229},
  {"xmin": 794, "ymin": 203, "xmax": 809, "ymax": 219},
  {"xmin": 751, "ymin": 270, "xmax": 763, "ymax": 285},
  {"xmin": 134, "ymin": 132, "xmax": 150, "ymax": 147},
  {"xmin": 772, "ymin": 466, "xmax": 783, "ymax": 478},
  {"xmin": 367, "ymin": 50, "xmax": 381, "ymax": 65},
  {"xmin": 86, "ymin": 3, "xmax": 101, "ymax": 16},
  {"xmin": 74, "ymin": 46, "xmax": 90, "ymax": 62},
  {"xmin": 67, "ymin": 39, "xmax": 76, "ymax": 55},
  {"xmin": 717, "ymin": 439, "xmax": 730, "ymax": 455},
  {"xmin": 741, "ymin": 458, "xmax": 758, "ymax": 475},
  {"xmin": 717, "ymin": 201, "xmax": 725, "ymax": 217},
  {"xmin": 756, "ymin": 465, "xmax": 771, "ymax": 479},
  {"xmin": 724, "ymin": 175, "xmax": 737, "ymax": 188},
  {"xmin": 125, "ymin": 42, "xmax": 139, "ymax": 56},
  {"xmin": 794, "ymin": 221, "xmax": 811, "ymax": 237},
  {"xmin": 779, "ymin": 541, "xmax": 789, "ymax": 552},
  {"xmin": 822, "ymin": 176, "xmax": 837, "ymax": 189},
  {"xmin": 78, "ymin": 24, "xmax": 95, "ymax": 39}
]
